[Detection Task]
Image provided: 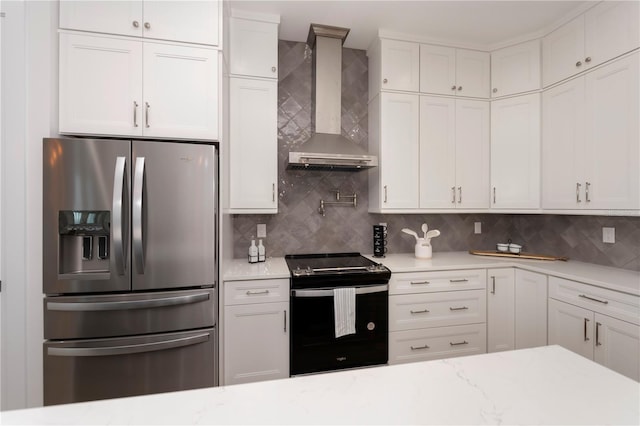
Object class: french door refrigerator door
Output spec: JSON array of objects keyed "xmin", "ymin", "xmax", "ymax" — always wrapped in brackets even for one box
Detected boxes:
[
  {"xmin": 43, "ymin": 138, "xmax": 131, "ymax": 294},
  {"xmin": 131, "ymin": 141, "xmax": 216, "ymax": 290}
]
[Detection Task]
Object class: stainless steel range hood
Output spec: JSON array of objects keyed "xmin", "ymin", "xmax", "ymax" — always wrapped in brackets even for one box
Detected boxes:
[{"xmin": 287, "ymin": 24, "xmax": 378, "ymax": 171}]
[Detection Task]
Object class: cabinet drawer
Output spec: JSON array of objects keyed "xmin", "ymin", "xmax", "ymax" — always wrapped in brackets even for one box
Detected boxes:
[
  {"xmin": 389, "ymin": 323, "xmax": 487, "ymax": 365},
  {"xmin": 389, "ymin": 269, "xmax": 486, "ymax": 295},
  {"xmin": 389, "ymin": 289, "xmax": 486, "ymax": 331},
  {"xmin": 224, "ymin": 279, "xmax": 289, "ymax": 306},
  {"xmin": 549, "ymin": 276, "xmax": 640, "ymax": 325}
]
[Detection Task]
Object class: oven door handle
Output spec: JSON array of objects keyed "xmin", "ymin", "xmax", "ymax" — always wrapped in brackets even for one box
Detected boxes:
[{"xmin": 291, "ymin": 284, "xmax": 388, "ymax": 298}]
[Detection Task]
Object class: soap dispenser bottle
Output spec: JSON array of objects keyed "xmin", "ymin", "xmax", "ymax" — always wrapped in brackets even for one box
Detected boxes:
[
  {"xmin": 248, "ymin": 239, "xmax": 258, "ymax": 263},
  {"xmin": 257, "ymin": 239, "xmax": 265, "ymax": 262}
]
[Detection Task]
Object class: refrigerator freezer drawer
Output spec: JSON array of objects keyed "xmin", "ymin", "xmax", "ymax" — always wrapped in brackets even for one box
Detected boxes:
[
  {"xmin": 44, "ymin": 327, "xmax": 216, "ymax": 406},
  {"xmin": 44, "ymin": 288, "xmax": 215, "ymax": 339}
]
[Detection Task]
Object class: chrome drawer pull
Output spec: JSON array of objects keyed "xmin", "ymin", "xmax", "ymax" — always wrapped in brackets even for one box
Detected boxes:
[
  {"xmin": 595, "ymin": 322, "xmax": 602, "ymax": 347},
  {"xmin": 578, "ymin": 294, "xmax": 608, "ymax": 304},
  {"xmin": 449, "ymin": 279, "xmax": 469, "ymax": 283},
  {"xmin": 449, "ymin": 306, "xmax": 469, "ymax": 311},
  {"xmin": 449, "ymin": 340, "xmax": 469, "ymax": 346},
  {"xmin": 410, "ymin": 309, "xmax": 430, "ymax": 314},
  {"xmin": 246, "ymin": 290, "xmax": 270, "ymax": 296},
  {"xmin": 584, "ymin": 318, "xmax": 590, "ymax": 342},
  {"xmin": 410, "ymin": 280, "xmax": 430, "ymax": 285},
  {"xmin": 410, "ymin": 344, "xmax": 430, "ymax": 350}
]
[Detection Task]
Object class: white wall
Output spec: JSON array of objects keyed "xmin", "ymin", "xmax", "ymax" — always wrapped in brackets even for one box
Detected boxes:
[{"xmin": 1, "ymin": 0, "xmax": 57, "ymax": 410}]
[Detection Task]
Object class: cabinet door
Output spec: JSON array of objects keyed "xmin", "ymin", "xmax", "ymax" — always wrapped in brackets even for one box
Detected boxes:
[
  {"xmin": 380, "ymin": 39, "xmax": 420, "ymax": 92},
  {"xmin": 455, "ymin": 100, "xmax": 490, "ymax": 209},
  {"xmin": 491, "ymin": 39, "xmax": 541, "ymax": 97},
  {"xmin": 230, "ymin": 17, "xmax": 279, "ymax": 79},
  {"xmin": 420, "ymin": 44, "xmax": 456, "ymax": 95},
  {"xmin": 455, "ymin": 49, "xmax": 490, "ymax": 98},
  {"xmin": 542, "ymin": 15, "xmax": 585, "ymax": 87},
  {"xmin": 541, "ymin": 77, "xmax": 586, "ymax": 209},
  {"xmin": 419, "ymin": 96, "xmax": 456, "ymax": 208},
  {"xmin": 142, "ymin": 42, "xmax": 218, "ymax": 140},
  {"xmin": 487, "ymin": 269, "xmax": 515, "ymax": 353},
  {"xmin": 584, "ymin": 53, "xmax": 639, "ymax": 210},
  {"xmin": 142, "ymin": 0, "xmax": 219, "ymax": 45},
  {"xmin": 59, "ymin": 33, "xmax": 143, "ymax": 136},
  {"xmin": 593, "ymin": 314, "xmax": 640, "ymax": 381},
  {"xmin": 548, "ymin": 298, "xmax": 594, "ymax": 360},
  {"xmin": 224, "ymin": 302, "xmax": 288, "ymax": 385},
  {"xmin": 585, "ymin": 1, "xmax": 640, "ymax": 70},
  {"xmin": 515, "ymin": 270, "xmax": 548, "ymax": 349},
  {"xmin": 229, "ymin": 78, "xmax": 278, "ymax": 212},
  {"xmin": 59, "ymin": 0, "xmax": 142, "ymax": 37},
  {"xmin": 490, "ymin": 93, "xmax": 540, "ymax": 209},
  {"xmin": 380, "ymin": 93, "xmax": 419, "ymax": 209}
]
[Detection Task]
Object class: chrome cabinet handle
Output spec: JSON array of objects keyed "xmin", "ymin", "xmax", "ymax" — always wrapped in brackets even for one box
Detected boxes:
[
  {"xmin": 490, "ymin": 276, "xmax": 496, "ymax": 294},
  {"xmin": 493, "ymin": 88, "xmax": 498, "ymax": 93},
  {"xmin": 450, "ymin": 279, "xmax": 468, "ymax": 283},
  {"xmin": 576, "ymin": 182, "xmax": 582, "ymax": 203},
  {"xmin": 450, "ymin": 340, "xmax": 469, "ymax": 346},
  {"xmin": 284, "ymin": 310, "xmax": 287, "ymax": 333},
  {"xmin": 576, "ymin": 60, "xmax": 582, "ymax": 67},
  {"xmin": 47, "ymin": 293, "xmax": 210, "ymax": 312},
  {"xmin": 271, "ymin": 66, "xmax": 276, "ymax": 73},
  {"xmin": 145, "ymin": 102, "xmax": 150, "ymax": 128},
  {"xmin": 457, "ymin": 186, "xmax": 462, "ymax": 204},
  {"xmin": 410, "ymin": 281, "xmax": 430, "ymax": 285},
  {"xmin": 410, "ymin": 344, "xmax": 430, "ymax": 350},
  {"xmin": 133, "ymin": 157, "xmax": 146, "ymax": 273},
  {"xmin": 112, "ymin": 157, "xmax": 127, "ymax": 276},
  {"xmin": 584, "ymin": 318, "xmax": 590, "ymax": 342},
  {"xmin": 48, "ymin": 333, "xmax": 209, "ymax": 357},
  {"xmin": 272, "ymin": 183, "xmax": 275, "ymax": 202},
  {"xmin": 578, "ymin": 294, "xmax": 608, "ymax": 304},
  {"xmin": 451, "ymin": 186, "xmax": 456, "ymax": 203},
  {"xmin": 449, "ymin": 306, "xmax": 469, "ymax": 311},
  {"xmin": 144, "ymin": 22, "xmax": 150, "ymax": 29},
  {"xmin": 383, "ymin": 78, "xmax": 388, "ymax": 84},
  {"xmin": 585, "ymin": 182, "xmax": 591, "ymax": 202},
  {"xmin": 595, "ymin": 322, "xmax": 601, "ymax": 346},
  {"xmin": 457, "ymin": 86, "xmax": 462, "ymax": 91},
  {"xmin": 132, "ymin": 20, "xmax": 139, "ymax": 28},
  {"xmin": 410, "ymin": 309, "xmax": 430, "ymax": 314},
  {"xmin": 493, "ymin": 187, "xmax": 496, "ymax": 204},
  {"xmin": 383, "ymin": 185, "xmax": 388, "ymax": 203},
  {"xmin": 451, "ymin": 85, "xmax": 457, "ymax": 91},
  {"xmin": 246, "ymin": 290, "xmax": 269, "ymax": 296},
  {"xmin": 133, "ymin": 101, "xmax": 139, "ymax": 127},
  {"xmin": 585, "ymin": 57, "xmax": 592, "ymax": 63}
]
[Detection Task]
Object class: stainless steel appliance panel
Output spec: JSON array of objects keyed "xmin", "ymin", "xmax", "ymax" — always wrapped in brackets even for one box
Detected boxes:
[
  {"xmin": 131, "ymin": 141, "xmax": 216, "ymax": 291},
  {"xmin": 43, "ymin": 138, "xmax": 131, "ymax": 294},
  {"xmin": 44, "ymin": 328, "xmax": 216, "ymax": 406},
  {"xmin": 44, "ymin": 288, "xmax": 215, "ymax": 339}
]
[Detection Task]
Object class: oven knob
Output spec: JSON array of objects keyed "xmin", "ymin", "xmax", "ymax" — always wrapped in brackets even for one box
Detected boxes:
[{"xmin": 367, "ymin": 322, "xmax": 375, "ymax": 331}]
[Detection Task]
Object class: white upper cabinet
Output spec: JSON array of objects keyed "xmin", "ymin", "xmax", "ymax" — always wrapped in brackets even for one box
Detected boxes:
[
  {"xmin": 379, "ymin": 39, "xmax": 420, "ymax": 93},
  {"xmin": 491, "ymin": 39, "xmax": 541, "ymax": 97},
  {"xmin": 490, "ymin": 93, "xmax": 541, "ymax": 209},
  {"xmin": 543, "ymin": 1, "xmax": 640, "ymax": 87},
  {"xmin": 420, "ymin": 45, "xmax": 490, "ymax": 98},
  {"xmin": 60, "ymin": 0, "xmax": 220, "ymax": 46},
  {"xmin": 229, "ymin": 13, "xmax": 279, "ymax": 79}
]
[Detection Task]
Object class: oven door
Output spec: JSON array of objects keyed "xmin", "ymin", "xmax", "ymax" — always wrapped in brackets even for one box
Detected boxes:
[{"xmin": 290, "ymin": 284, "xmax": 388, "ymax": 375}]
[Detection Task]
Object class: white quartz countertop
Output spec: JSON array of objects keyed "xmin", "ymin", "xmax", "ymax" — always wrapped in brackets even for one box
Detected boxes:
[
  {"xmin": 223, "ymin": 251, "xmax": 640, "ymax": 296},
  {"xmin": 3, "ymin": 346, "xmax": 638, "ymax": 425}
]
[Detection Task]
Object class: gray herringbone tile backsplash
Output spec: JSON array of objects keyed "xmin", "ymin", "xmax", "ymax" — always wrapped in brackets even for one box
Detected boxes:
[{"xmin": 232, "ymin": 41, "xmax": 640, "ymax": 271}]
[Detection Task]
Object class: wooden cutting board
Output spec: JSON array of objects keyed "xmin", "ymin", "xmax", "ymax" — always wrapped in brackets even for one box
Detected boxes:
[{"xmin": 469, "ymin": 249, "xmax": 569, "ymax": 261}]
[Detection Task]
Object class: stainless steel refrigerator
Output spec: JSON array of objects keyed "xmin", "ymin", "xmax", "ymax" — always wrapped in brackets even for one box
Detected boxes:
[{"xmin": 42, "ymin": 137, "xmax": 217, "ymax": 405}]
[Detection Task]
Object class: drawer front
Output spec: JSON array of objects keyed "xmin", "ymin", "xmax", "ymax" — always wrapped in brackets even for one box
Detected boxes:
[
  {"xmin": 389, "ymin": 269, "xmax": 486, "ymax": 295},
  {"xmin": 549, "ymin": 276, "xmax": 640, "ymax": 325},
  {"xmin": 389, "ymin": 289, "xmax": 486, "ymax": 331},
  {"xmin": 224, "ymin": 279, "xmax": 289, "ymax": 306},
  {"xmin": 389, "ymin": 323, "xmax": 487, "ymax": 365}
]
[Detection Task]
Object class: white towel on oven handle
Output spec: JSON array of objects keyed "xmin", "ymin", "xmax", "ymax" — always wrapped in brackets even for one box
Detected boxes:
[{"xmin": 334, "ymin": 287, "xmax": 356, "ymax": 338}]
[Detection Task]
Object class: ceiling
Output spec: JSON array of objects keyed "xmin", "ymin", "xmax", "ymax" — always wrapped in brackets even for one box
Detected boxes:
[{"xmin": 229, "ymin": 1, "xmax": 594, "ymax": 50}]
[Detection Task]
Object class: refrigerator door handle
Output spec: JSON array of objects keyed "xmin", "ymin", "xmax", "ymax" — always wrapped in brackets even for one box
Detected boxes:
[
  {"xmin": 46, "ymin": 292, "xmax": 211, "ymax": 312},
  {"xmin": 112, "ymin": 157, "xmax": 127, "ymax": 276},
  {"xmin": 47, "ymin": 333, "xmax": 209, "ymax": 357},
  {"xmin": 133, "ymin": 157, "xmax": 146, "ymax": 273}
]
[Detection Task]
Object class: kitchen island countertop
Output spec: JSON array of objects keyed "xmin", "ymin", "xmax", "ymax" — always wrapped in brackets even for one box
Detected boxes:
[{"xmin": 2, "ymin": 345, "xmax": 638, "ymax": 425}]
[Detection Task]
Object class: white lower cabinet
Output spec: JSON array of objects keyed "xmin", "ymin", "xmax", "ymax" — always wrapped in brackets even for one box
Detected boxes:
[
  {"xmin": 223, "ymin": 279, "xmax": 289, "ymax": 385},
  {"xmin": 388, "ymin": 269, "xmax": 487, "ymax": 365},
  {"xmin": 514, "ymin": 270, "xmax": 548, "ymax": 349},
  {"xmin": 548, "ymin": 276, "xmax": 640, "ymax": 381},
  {"xmin": 487, "ymin": 268, "xmax": 515, "ymax": 352}
]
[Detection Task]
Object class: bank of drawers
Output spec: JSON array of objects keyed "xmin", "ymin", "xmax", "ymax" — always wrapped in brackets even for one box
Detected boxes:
[{"xmin": 389, "ymin": 269, "xmax": 487, "ymax": 365}]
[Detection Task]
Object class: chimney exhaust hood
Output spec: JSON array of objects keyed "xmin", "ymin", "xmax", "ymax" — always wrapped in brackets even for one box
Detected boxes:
[{"xmin": 287, "ymin": 24, "xmax": 378, "ymax": 171}]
